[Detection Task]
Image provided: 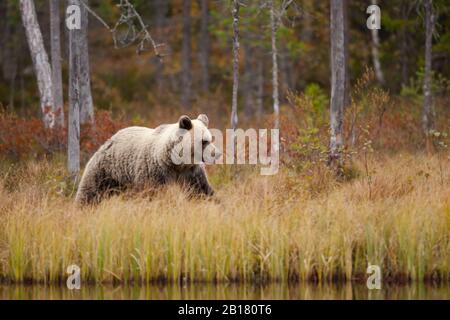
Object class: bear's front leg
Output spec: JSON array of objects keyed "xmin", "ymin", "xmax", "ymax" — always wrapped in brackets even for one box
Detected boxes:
[{"xmin": 181, "ymin": 165, "xmax": 214, "ymax": 197}]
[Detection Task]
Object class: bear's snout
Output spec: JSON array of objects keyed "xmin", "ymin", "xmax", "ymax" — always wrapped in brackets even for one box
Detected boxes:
[
  {"xmin": 203, "ymin": 144, "xmax": 222, "ymax": 164},
  {"xmin": 212, "ymin": 146, "xmax": 222, "ymax": 160}
]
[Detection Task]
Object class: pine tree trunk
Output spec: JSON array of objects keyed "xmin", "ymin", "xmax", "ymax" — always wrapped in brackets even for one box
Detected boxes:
[
  {"xmin": 329, "ymin": 0, "xmax": 347, "ymax": 168},
  {"xmin": 68, "ymin": 0, "xmax": 81, "ymax": 179},
  {"xmin": 370, "ymin": 0, "xmax": 384, "ymax": 85},
  {"xmin": 269, "ymin": 0, "xmax": 279, "ymax": 129},
  {"xmin": 422, "ymin": 0, "xmax": 435, "ymax": 140},
  {"xmin": 181, "ymin": 0, "xmax": 192, "ymax": 109},
  {"xmin": 230, "ymin": 0, "xmax": 239, "ymax": 130},
  {"xmin": 20, "ymin": 0, "xmax": 55, "ymax": 128},
  {"xmin": 79, "ymin": 0, "xmax": 94, "ymax": 124},
  {"xmin": 49, "ymin": 0, "xmax": 64, "ymax": 127},
  {"xmin": 199, "ymin": 0, "xmax": 210, "ymax": 93}
]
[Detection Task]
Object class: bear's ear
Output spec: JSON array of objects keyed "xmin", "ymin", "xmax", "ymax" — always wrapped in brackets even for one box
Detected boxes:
[
  {"xmin": 178, "ymin": 115, "xmax": 192, "ymax": 130},
  {"xmin": 197, "ymin": 114, "xmax": 209, "ymax": 127}
]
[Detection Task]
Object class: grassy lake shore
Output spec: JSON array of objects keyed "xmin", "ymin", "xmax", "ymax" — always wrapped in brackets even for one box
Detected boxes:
[{"xmin": 0, "ymin": 153, "xmax": 448, "ymax": 285}]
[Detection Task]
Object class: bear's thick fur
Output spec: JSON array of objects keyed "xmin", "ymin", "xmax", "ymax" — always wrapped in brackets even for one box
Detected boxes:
[{"xmin": 75, "ymin": 114, "xmax": 219, "ymax": 205}]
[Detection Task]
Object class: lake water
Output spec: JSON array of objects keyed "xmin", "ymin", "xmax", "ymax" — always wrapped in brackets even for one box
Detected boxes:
[{"xmin": 0, "ymin": 283, "xmax": 448, "ymax": 300}]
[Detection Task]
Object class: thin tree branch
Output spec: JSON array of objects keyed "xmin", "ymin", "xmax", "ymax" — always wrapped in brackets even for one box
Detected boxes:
[{"xmin": 79, "ymin": 0, "xmax": 165, "ymax": 60}]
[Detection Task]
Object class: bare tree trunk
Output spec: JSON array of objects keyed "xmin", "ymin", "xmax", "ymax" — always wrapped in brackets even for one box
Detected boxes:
[
  {"xmin": 370, "ymin": 0, "xmax": 384, "ymax": 85},
  {"xmin": 422, "ymin": 0, "xmax": 435, "ymax": 142},
  {"xmin": 199, "ymin": 0, "xmax": 210, "ymax": 93},
  {"xmin": 68, "ymin": 0, "xmax": 81, "ymax": 179},
  {"xmin": 20, "ymin": 0, "xmax": 55, "ymax": 128},
  {"xmin": 49, "ymin": 0, "xmax": 64, "ymax": 127},
  {"xmin": 371, "ymin": 28, "xmax": 384, "ymax": 85},
  {"xmin": 269, "ymin": 0, "xmax": 279, "ymax": 129},
  {"xmin": 181, "ymin": 0, "xmax": 192, "ymax": 109},
  {"xmin": 343, "ymin": 0, "xmax": 350, "ymax": 109},
  {"xmin": 230, "ymin": 0, "xmax": 239, "ymax": 130},
  {"xmin": 329, "ymin": 0, "xmax": 347, "ymax": 168},
  {"xmin": 79, "ymin": 0, "xmax": 94, "ymax": 124}
]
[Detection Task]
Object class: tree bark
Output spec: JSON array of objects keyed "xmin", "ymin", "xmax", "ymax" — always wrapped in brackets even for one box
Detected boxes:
[
  {"xmin": 79, "ymin": 0, "xmax": 94, "ymax": 124},
  {"xmin": 68, "ymin": 0, "xmax": 81, "ymax": 179},
  {"xmin": 422, "ymin": 0, "xmax": 435, "ymax": 139},
  {"xmin": 199, "ymin": 0, "xmax": 210, "ymax": 93},
  {"xmin": 181, "ymin": 0, "xmax": 192, "ymax": 109},
  {"xmin": 329, "ymin": 0, "xmax": 347, "ymax": 167},
  {"xmin": 343, "ymin": 0, "xmax": 350, "ymax": 108},
  {"xmin": 230, "ymin": 0, "xmax": 239, "ymax": 130},
  {"xmin": 20, "ymin": 0, "xmax": 55, "ymax": 128},
  {"xmin": 49, "ymin": 0, "xmax": 64, "ymax": 127},
  {"xmin": 269, "ymin": 0, "xmax": 279, "ymax": 129},
  {"xmin": 370, "ymin": 0, "xmax": 384, "ymax": 85}
]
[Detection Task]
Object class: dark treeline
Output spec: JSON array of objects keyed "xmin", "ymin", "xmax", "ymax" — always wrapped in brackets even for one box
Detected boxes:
[
  {"xmin": 0, "ymin": 0, "xmax": 448, "ymax": 117},
  {"xmin": 0, "ymin": 0, "xmax": 449, "ymax": 176}
]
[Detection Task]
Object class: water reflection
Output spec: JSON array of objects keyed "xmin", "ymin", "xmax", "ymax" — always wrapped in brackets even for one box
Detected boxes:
[{"xmin": 1, "ymin": 283, "xmax": 448, "ymax": 300}]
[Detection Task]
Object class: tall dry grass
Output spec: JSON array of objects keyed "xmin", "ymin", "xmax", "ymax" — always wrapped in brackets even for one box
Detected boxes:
[{"xmin": 0, "ymin": 153, "xmax": 448, "ymax": 284}]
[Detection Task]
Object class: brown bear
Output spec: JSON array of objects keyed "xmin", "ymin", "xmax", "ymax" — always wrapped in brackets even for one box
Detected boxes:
[{"xmin": 75, "ymin": 114, "xmax": 220, "ymax": 204}]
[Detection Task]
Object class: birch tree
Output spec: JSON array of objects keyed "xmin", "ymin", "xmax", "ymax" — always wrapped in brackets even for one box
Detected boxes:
[
  {"xmin": 231, "ymin": 0, "xmax": 240, "ymax": 130},
  {"xmin": 268, "ymin": 0, "xmax": 293, "ymax": 129},
  {"xmin": 422, "ymin": 0, "xmax": 435, "ymax": 140},
  {"xmin": 20, "ymin": 0, "xmax": 55, "ymax": 128},
  {"xmin": 269, "ymin": 0, "xmax": 280, "ymax": 129},
  {"xmin": 343, "ymin": 0, "xmax": 350, "ymax": 108},
  {"xmin": 67, "ymin": 0, "xmax": 81, "ymax": 179},
  {"xmin": 329, "ymin": 0, "xmax": 347, "ymax": 168},
  {"xmin": 370, "ymin": 0, "xmax": 384, "ymax": 85},
  {"xmin": 79, "ymin": 0, "xmax": 94, "ymax": 124},
  {"xmin": 49, "ymin": 0, "xmax": 64, "ymax": 127}
]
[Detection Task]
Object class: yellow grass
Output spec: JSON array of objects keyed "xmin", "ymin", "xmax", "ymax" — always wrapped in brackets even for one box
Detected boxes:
[{"xmin": 0, "ymin": 153, "xmax": 448, "ymax": 284}]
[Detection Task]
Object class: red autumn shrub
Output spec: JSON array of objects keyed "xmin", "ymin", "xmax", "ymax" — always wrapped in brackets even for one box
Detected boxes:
[{"xmin": 0, "ymin": 110, "xmax": 129, "ymax": 163}]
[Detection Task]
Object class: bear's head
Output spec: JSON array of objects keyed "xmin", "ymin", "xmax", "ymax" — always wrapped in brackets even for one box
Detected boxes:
[{"xmin": 172, "ymin": 114, "xmax": 221, "ymax": 166}]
